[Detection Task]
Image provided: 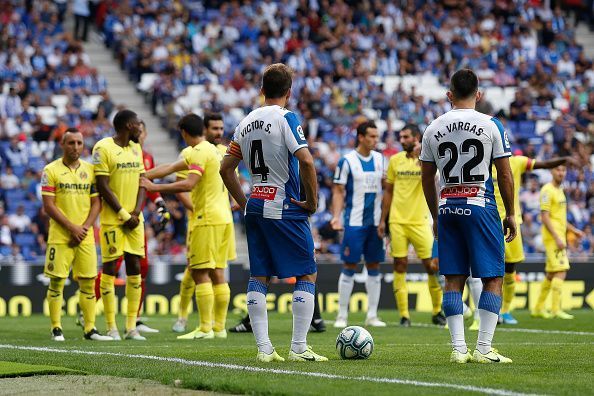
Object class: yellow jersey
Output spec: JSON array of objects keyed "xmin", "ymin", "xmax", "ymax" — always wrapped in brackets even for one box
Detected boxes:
[
  {"xmin": 92, "ymin": 137, "xmax": 145, "ymax": 225},
  {"xmin": 540, "ymin": 182, "xmax": 566, "ymax": 242},
  {"xmin": 41, "ymin": 159, "xmax": 98, "ymax": 244},
  {"xmin": 386, "ymin": 152, "xmax": 429, "ymax": 225},
  {"xmin": 182, "ymin": 140, "xmax": 232, "ymax": 226},
  {"xmin": 493, "ymin": 155, "xmax": 534, "ymax": 223},
  {"xmin": 176, "ymin": 146, "xmax": 194, "ymax": 228}
]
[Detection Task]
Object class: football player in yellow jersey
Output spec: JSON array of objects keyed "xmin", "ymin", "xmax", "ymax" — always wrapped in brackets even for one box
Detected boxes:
[
  {"xmin": 171, "ymin": 112, "xmax": 237, "ymax": 334},
  {"xmin": 42, "ymin": 129, "xmax": 112, "ymax": 342},
  {"xmin": 92, "ymin": 109, "xmax": 147, "ymax": 341},
  {"xmin": 492, "ymin": 155, "xmax": 575, "ymax": 325},
  {"xmin": 142, "ymin": 113, "xmax": 234, "ymax": 340},
  {"xmin": 533, "ymin": 165, "xmax": 584, "ymax": 319},
  {"xmin": 378, "ymin": 124, "xmax": 445, "ymax": 327}
]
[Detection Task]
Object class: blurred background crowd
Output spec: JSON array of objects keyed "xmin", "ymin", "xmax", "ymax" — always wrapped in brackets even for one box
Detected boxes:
[{"xmin": 1, "ymin": 0, "xmax": 594, "ymax": 264}]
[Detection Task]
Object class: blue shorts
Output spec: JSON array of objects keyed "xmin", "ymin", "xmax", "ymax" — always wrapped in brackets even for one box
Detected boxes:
[
  {"xmin": 245, "ymin": 214, "xmax": 317, "ymax": 279},
  {"xmin": 437, "ymin": 204, "xmax": 504, "ymax": 278},
  {"xmin": 341, "ymin": 225, "xmax": 385, "ymax": 264}
]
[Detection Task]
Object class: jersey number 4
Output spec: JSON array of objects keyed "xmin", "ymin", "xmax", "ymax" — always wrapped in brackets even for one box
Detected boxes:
[
  {"xmin": 438, "ymin": 139, "xmax": 485, "ymax": 184},
  {"xmin": 250, "ymin": 140, "xmax": 270, "ymax": 182}
]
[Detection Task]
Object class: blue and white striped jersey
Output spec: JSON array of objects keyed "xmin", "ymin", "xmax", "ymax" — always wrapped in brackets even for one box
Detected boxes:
[
  {"xmin": 229, "ymin": 105, "xmax": 309, "ymax": 220},
  {"xmin": 333, "ymin": 150, "xmax": 385, "ymax": 227},
  {"xmin": 419, "ymin": 109, "xmax": 511, "ymax": 209}
]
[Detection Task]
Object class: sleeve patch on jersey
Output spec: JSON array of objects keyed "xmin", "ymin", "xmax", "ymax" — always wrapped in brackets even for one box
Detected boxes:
[
  {"xmin": 189, "ymin": 165, "xmax": 204, "ymax": 173},
  {"xmin": 41, "ymin": 186, "xmax": 56, "ymax": 192},
  {"xmin": 284, "ymin": 112, "xmax": 307, "ymax": 145},
  {"xmin": 92, "ymin": 149, "xmax": 101, "ymax": 164},
  {"xmin": 526, "ymin": 158, "xmax": 534, "ymax": 171},
  {"xmin": 491, "ymin": 117, "xmax": 511, "ymax": 152},
  {"xmin": 227, "ymin": 142, "xmax": 243, "ymax": 159}
]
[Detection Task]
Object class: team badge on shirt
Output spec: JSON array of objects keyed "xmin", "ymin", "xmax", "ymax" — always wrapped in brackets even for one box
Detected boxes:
[
  {"xmin": 41, "ymin": 172, "xmax": 49, "ymax": 187},
  {"xmin": 92, "ymin": 149, "xmax": 101, "ymax": 164},
  {"xmin": 79, "ymin": 171, "xmax": 88, "ymax": 181}
]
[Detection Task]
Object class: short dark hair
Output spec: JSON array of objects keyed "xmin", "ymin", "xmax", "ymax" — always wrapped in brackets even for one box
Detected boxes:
[
  {"xmin": 262, "ymin": 63, "xmax": 292, "ymax": 99},
  {"xmin": 178, "ymin": 113, "xmax": 204, "ymax": 137},
  {"xmin": 204, "ymin": 112, "xmax": 223, "ymax": 128},
  {"xmin": 401, "ymin": 123, "xmax": 420, "ymax": 137},
  {"xmin": 356, "ymin": 120, "xmax": 377, "ymax": 146},
  {"xmin": 450, "ymin": 69, "xmax": 479, "ymax": 100},
  {"xmin": 113, "ymin": 109, "xmax": 138, "ymax": 132}
]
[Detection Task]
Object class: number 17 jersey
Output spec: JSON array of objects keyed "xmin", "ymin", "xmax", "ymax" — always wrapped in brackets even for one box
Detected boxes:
[
  {"xmin": 419, "ymin": 109, "xmax": 511, "ymax": 209},
  {"xmin": 227, "ymin": 105, "xmax": 309, "ymax": 220}
]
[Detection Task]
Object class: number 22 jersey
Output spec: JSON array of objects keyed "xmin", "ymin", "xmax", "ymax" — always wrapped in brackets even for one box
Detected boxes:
[
  {"xmin": 419, "ymin": 109, "xmax": 511, "ymax": 209},
  {"xmin": 227, "ymin": 105, "xmax": 309, "ymax": 220}
]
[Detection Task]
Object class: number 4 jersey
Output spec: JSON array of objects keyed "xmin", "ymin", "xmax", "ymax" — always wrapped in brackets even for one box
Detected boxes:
[
  {"xmin": 227, "ymin": 105, "xmax": 309, "ymax": 220},
  {"xmin": 419, "ymin": 109, "xmax": 511, "ymax": 209}
]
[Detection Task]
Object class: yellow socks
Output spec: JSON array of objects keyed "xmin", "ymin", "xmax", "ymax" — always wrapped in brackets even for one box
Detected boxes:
[
  {"xmin": 47, "ymin": 277, "xmax": 65, "ymax": 330},
  {"xmin": 428, "ymin": 275, "xmax": 443, "ymax": 315},
  {"xmin": 79, "ymin": 278, "xmax": 97, "ymax": 333},
  {"xmin": 126, "ymin": 274, "xmax": 142, "ymax": 331},
  {"xmin": 535, "ymin": 278, "xmax": 552, "ymax": 312},
  {"xmin": 213, "ymin": 283, "xmax": 231, "ymax": 332},
  {"xmin": 179, "ymin": 268, "xmax": 195, "ymax": 320},
  {"xmin": 501, "ymin": 272, "xmax": 516, "ymax": 314},
  {"xmin": 100, "ymin": 273, "xmax": 116, "ymax": 330},
  {"xmin": 393, "ymin": 272, "xmax": 409, "ymax": 319},
  {"xmin": 195, "ymin": 282, "xmax": 214, "ymax": 333},
  {"xmin": 550, "ymin": 277, "xmax": 563, "ymax": 314}
]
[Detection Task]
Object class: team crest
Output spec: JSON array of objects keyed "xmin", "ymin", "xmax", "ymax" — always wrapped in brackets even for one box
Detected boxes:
[
  {"xmin": 132, "ymin": 148, "xmax": 139, "ymax": 156},
  {"xmin": 47, "ymin": 262, "xmax": 54, "ymax": 271},
  {"xmin": 78, "ymin": 170, "xmax": 88, "ymax": 181},
  {"xmin": 109, "ymin": 246, "xmax": 117, "ymax": 255},
  {"xmin": 297, "ymin": 125, "xmax": 306, "ymax": 141},
  {"xmin": 503, "ymin": 130, "xmax": 511, "ymax": 149}
]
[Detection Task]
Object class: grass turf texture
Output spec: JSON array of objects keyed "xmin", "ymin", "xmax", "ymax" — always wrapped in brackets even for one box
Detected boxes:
[
  {"xmin": 0, "ymin": 310, "xmax": 592, "ymax": 395},
  {"xmin": 0, "ymin": 361, "xmax": 80, "ymax": 377}
]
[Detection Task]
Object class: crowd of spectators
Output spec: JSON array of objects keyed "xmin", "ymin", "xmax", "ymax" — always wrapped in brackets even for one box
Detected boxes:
[{"xmin": 2, "ymin": 0, "xmax": 594, "ymax": 263}]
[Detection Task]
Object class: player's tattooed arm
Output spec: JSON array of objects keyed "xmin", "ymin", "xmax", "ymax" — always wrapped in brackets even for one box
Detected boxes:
[
  {"xmin": 494, "ymin": 156, "xmax": 517, "ymax": 243},
  {"xmin": 220, "ymin": 155, "xmax": 247, "ymax": 211},
  {"xmin": 421, "ymin": 161, "xmax": 439, "ymax": 239}
]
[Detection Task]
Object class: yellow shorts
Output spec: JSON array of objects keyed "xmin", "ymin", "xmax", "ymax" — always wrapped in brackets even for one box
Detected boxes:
[
  {"xmin": 227, "ymin": 223, "xmax": 237, "ymax": 262},
  {"xmin": 44, "ymin": 243, "xmax": 98, "ymax": 279},
  {"xmin": 504, "ymin": 230, "xmax": 525, "ymax": 263},
  {"xmin": 100, "ymin": 223, "xmax": 145, "ymax": 263},
  {"xmin": 544, "ymin": 240, "xmax": 570, "ymax": 273},
  {"xmin": 390, "ymin": 223, "xmax": 433, "ymax": 259},
  {"xmin": 188, "ymin": 223, "xmax": 234, "ymax": 269}
]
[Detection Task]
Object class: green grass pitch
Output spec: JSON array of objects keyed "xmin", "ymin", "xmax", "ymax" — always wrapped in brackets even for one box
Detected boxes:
[{"xmin": 0, "ymin": 310, "xmax": 592, "ymax": 395}]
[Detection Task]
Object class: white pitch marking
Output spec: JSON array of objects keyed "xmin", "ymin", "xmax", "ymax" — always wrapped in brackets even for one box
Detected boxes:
[
  {"xmin": 409, "ymin": 322, "xmax": 594, "ymax": 336},
  {"xmin": 0, "ymin": 344, "xmax": 541, "ymax": 396}
]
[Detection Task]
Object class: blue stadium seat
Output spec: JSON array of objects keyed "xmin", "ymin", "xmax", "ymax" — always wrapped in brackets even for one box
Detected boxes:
[
  {"xmin": 11, "ymin": 164, "xmax": 26, "ymax": 178},
  {"xmin": 14, "ymin": 233, "xmax": 36, "ymax": 247},
  {"xmin": 28, "ymin": 157, "xmax": 46, "ymax": 173},
  {"xmin": 5, "ymin": 189, "xmax": 26, "ymax": 202},
  {"xmin": 516, "ymin": 121, "xmax": 536, "ymax": 140}
]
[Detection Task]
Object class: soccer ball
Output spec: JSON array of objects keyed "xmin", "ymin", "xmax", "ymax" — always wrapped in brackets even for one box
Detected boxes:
[{"xmin": 335, "ymin": 326, "xmax": 374, "ymax": 359}]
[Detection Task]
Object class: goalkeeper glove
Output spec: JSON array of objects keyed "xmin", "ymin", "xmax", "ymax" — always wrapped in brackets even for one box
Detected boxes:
[{"xmin": 155, "ymin": 199, "xmax": 170, "ymax": 233}]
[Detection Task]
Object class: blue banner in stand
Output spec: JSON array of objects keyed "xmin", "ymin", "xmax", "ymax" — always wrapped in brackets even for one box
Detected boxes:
[{"xmin": 0, "ymin": 261, "xmax": 592, "ymax": 316}]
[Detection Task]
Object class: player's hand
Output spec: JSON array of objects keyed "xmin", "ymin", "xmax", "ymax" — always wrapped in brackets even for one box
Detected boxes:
[
  {"xmin": 140, "ymin": 177, "xmax": 156, "ymax": 192},
  {"xmin": 155, "ymin": 200, "xmax": 170, "ymax": 232},
  {"xmin": 231, "ymin": 203, "xmax": 241, "ymax": 211},
  {"xmin": 503, "ymin": 216, "xmax": 516, "ymax": 243},
  {"xmin": 330, "ymin": 217, "xmax": 343, "ymax": 231},
  {"xmin": 69, "ymin": 224, "xmax": 88, "ymax": 244},
  {"xmin": 124, "ymin": 214, "xmax": 140, "ymax": 229},
  {"xmin": 555, "ymin": 236, "xmax": 566, "ymax": 250},
  {"xmin": 377, "ymin": 222, "xmax": 386, "ymax": 238},
  {"xmin": 290, "ymin": 198, "xmax": 317, "ymax": 214}
]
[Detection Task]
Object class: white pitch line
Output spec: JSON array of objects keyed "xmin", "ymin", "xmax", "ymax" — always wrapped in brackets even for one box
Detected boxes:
[
  {"xmin": 383, "ymin": 342, "xmax": 594, "ymax": 347},
  {"xmin": 0, "ymin": 344, "xmax": 541, "ymax": 396}
]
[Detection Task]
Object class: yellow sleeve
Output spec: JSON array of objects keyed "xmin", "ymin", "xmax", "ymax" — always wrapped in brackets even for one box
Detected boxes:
[
  {"xmin": 386, "ymin": 156, "xmax": 396, "ymax": 184},
  {"xmin": 136, "ymin": 143, "xmax": 146, "ymax": 174},
  {"xmin": 540, "ymin": 185, "xmax": 552, "ymax": 212},
  {"xmin": 184, "ymin": 148, "xmax": 206, "ymax": 177},
  {"xmin": 40, "ymin": 166, "xmax": 56, "ymax": 196},
  {"xmin": 515, "ymin": 156, "xmax": 532, "ymax": 174},
  {"xmin": 92, "ymin": 142, "xmax": 110, "ymax": 176}
]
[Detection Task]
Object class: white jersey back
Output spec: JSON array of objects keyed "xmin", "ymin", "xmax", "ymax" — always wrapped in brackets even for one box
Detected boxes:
[
  {"xmin": 419, "ymin": 109, "xmax": 511, "ymax": 208},
  {"xmin": 228, "ymin": 105, "xmax": 309, "ymax": 220}
]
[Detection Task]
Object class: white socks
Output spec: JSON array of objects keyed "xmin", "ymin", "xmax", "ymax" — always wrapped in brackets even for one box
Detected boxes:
[
  {"xmin": 247, "ymin": 279, "xmax": 273, "ymax": 354},
  {"xmin": 467, "ymin": 277, "xmax": 483, "ymax": 320},
  {"xmin": 291, "ymin": 281, "xmax": 315, "ymax": 354},
  {"xmin": 447, "ymin": 314, "xmax": 468, "ymax": 354},
  {"xmin": 476, "ymin": 291, "xmax": 502, "ymax": 354},
  {"xmin": 365, "ymin": 270, "xmax": 381, "ymax": 319},
  {"xmin": 337, "ymin": 269, "xmax": 355, "ymax": 319}
]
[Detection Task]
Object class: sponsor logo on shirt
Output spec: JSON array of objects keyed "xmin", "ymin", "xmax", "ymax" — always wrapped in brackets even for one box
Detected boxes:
[
  {"xmin": 251, "ymin": 185, "xmax": 278, "ymax": 200},
  {"xmin": 440, "ymin": 185, "xmax": 479, "ymax": 199}
]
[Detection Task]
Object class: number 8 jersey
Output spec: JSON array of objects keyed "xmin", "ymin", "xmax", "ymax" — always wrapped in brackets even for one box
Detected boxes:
[
  {"xmin": 227, "ymin": 105, "xmax": 309, "ymax": 220},
  {"xmin": 419, "ymin": 109, "xmax": 511, "ymax": 209}
]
